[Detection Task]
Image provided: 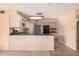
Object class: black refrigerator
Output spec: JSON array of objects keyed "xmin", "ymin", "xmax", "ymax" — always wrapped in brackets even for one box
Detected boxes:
[{"xmin": 43, "ymin": 25, "xmax": 50, "ymax": 34}]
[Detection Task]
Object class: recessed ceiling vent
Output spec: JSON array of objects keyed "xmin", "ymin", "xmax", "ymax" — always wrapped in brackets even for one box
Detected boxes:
[
  {"xmin": 0, "ymin": 10, "xmax": 5, "ymax": 14},
  {"xmin": 36, "ymin": 13, "xmax": 42, "ymax": 15}
]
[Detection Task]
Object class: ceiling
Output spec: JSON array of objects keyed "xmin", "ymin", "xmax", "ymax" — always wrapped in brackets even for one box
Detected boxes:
[{"xmin": 0, "ymin": 3, "xmax": 79, "ymax": 19}]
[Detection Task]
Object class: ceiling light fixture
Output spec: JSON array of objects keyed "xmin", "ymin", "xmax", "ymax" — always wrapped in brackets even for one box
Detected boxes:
[{"xmin": 30, "ymin": 16, "xmax": 44, "ymax": 20}]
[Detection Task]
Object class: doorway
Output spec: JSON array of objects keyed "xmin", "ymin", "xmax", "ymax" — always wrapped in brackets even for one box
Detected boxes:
[
  {"xmin": 77, "ymin": 20, "xmax": 79, "ymax": 49},
  {"xmin": 34, "ymin": 24, "xmax": 41, "ymax": 35}
]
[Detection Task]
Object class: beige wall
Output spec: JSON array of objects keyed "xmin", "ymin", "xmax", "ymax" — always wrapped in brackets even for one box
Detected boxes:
[
  {"xmin": 0, "ymin": 10, "xmax": 17, "ymax": 50},
  {"xmin": 58, "ymin": 10, "xmax": 77, "ymax": 50},
  {"xmin": 0, "ymin": 14, "xmax": 9, "ymax": 50}
]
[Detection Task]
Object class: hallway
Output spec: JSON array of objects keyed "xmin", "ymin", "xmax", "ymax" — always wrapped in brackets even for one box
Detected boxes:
[{"xmin": 49, "ymin": 40, "xmax": 77, "ymax": 56}]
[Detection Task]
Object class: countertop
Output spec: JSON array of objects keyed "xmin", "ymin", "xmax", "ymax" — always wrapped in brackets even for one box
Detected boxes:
[{"xmin": 10, "ymin": 34, "xmax": 54, "ymax": 36}]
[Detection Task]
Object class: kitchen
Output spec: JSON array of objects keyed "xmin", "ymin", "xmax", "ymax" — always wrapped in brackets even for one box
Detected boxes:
[{"xmin": 9, "ymin": 10, "xmax": 57, "ymax": 50}]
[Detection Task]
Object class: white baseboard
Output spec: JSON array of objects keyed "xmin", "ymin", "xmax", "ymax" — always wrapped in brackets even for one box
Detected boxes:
[
  {"xmin": 65, "ymin": 44, "xmax": 77, "ymax": 51},
  {"xmin": 0, "ymin": 49, "xmax": 54, "ymax": 50}
]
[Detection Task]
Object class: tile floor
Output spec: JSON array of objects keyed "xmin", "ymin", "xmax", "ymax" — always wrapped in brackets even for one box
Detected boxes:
[{"xmin": 0, "ymin": 40, "xmax": 78, "ymax": 56}]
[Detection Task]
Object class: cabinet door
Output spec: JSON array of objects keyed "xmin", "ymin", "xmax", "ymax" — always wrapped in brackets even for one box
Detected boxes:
[
  {"xmin": 10, "ymin": 15, "xmax": 21, "ymax": 27},
  {"xmin": 0, "ymin": 14, "xmax": 9, "ymax": 50}
]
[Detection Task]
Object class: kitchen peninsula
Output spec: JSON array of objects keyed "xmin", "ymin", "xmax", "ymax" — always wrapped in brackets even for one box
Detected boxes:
[{"xmin": 9, "ymin": 11, "xmax": 57, "ymax": 50}]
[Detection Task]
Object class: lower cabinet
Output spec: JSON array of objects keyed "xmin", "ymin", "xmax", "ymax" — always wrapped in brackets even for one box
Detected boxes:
[{"xmin": 10, "ymin": 35, "xmax": 54, "ymax": 50}]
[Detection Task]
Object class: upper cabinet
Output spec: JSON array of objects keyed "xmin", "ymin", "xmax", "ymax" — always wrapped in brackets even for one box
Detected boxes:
[{"xmin": 10, "ymin": 15, "xmax": 22, "ymax": 28}]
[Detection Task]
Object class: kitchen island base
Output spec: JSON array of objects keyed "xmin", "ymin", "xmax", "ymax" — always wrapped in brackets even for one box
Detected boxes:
[{"xmin": 10, "ymin": 35, "xmax": 54, "ymax": 50}]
